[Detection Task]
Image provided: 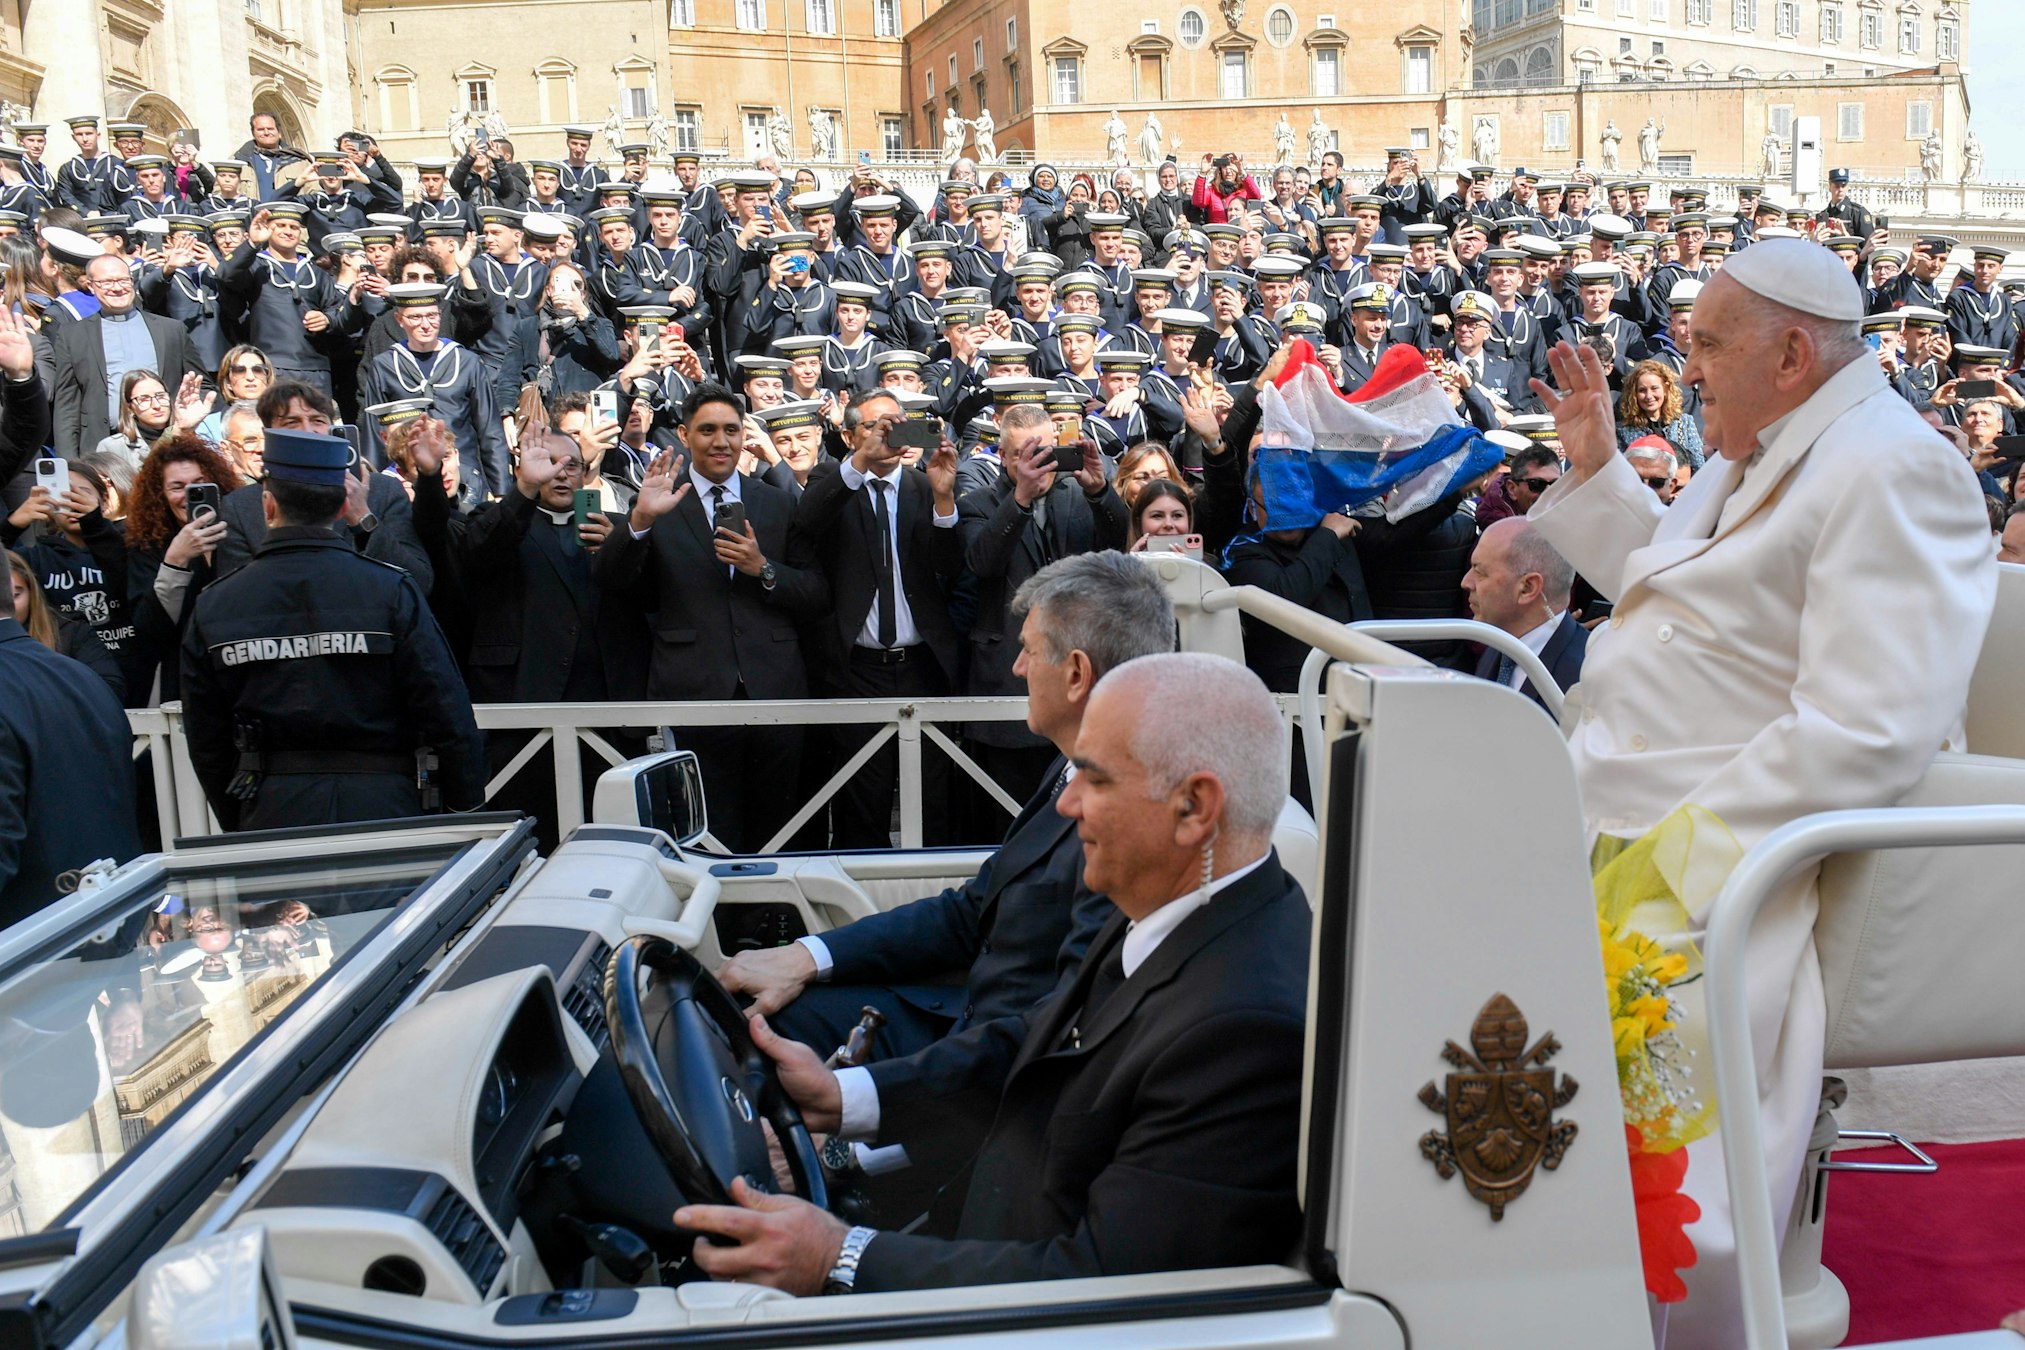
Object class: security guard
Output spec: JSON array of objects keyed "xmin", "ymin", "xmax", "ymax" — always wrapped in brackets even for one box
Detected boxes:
[{"xmin": 180, "ymin": 427, "xmax": 485, "ymax": 832}]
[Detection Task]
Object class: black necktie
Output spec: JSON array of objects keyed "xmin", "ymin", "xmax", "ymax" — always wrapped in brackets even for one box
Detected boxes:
[
  {"xmin": 711, "ymin": 484, "xmax": 732, "ymax": 578},
  {"xmin": 869, "ymin": 479, "xmax": 897, "ymax": 649},
  {"xmin": 1064, "ymin": 945, "xmax": 1127, "ymax": 1050}
]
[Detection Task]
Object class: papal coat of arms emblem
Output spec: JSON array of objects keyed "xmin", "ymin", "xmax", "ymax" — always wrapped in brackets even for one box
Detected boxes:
[{"xmin": 1418, "ymin": 993, "xmax": 1579, "ymax": 1219}]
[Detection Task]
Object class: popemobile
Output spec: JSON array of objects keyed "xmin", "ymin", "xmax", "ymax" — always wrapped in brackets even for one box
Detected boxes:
[{"xmin": 0, "ymin": 555, "xmax": 2020, "ymax": 1350}]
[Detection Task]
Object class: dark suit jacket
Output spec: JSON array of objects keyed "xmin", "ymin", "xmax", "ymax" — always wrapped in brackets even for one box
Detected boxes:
[
  {"xmin": 955, "ymin": 473, "xmax": 1127, "ymax": 746},
  {"xmin": 823, "ymin": 756, "xmax": 1110, "ymax": 1029},
  {"xmin": 787, "ymin": 459, "xmax": 963, "ymax": 682},
  {"xmin": 0, "ymin": 617, "xmax": 140, "ymax": 928},
  {"xmin": 1221, "ymin": 528, "xmax": 1372, "ymax": 693},
  {"xmin": 856, "ymin": 853, "xmax": 1310, "ymax": 1291},
  {"xmin": 212, "ymin": 477, "xmax": 434, "ymax": 595},
  {"xmin": 1472, "ymin": 610, "xmax": 1588, "ymax": 714},
  {"xmin": 427, "ymin": 486, "xmax": 649, "ymax": 704},
  {"xmin": 49, "ymin": 311, "xmax": 200, "ymax": 459},
  {"xmin": 590, "ymin": 473, "xmax": 824, "ymax": 700}
]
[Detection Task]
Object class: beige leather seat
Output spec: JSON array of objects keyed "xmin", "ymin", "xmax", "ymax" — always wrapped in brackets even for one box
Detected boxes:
[{"xmin": 1783, "ymin": 563, "xmax": 2025, "ymax": 1347}]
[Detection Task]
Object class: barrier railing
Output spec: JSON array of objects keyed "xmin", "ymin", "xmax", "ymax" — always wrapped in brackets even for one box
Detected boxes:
[{"xmin": 132, "ymin": 693, "xmax": 1304, "ymax": 851}]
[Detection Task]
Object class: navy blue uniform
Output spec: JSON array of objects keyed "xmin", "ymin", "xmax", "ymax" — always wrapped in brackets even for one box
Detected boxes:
[{"xmin": 179, "ymin": 528, "xmax": 485, "ymax": 832}]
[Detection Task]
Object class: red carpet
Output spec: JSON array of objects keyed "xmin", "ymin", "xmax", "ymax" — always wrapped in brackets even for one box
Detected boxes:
[{"xmin": 1821, "ymin": 1138, "xmax": 2025, "ymax": 1343}]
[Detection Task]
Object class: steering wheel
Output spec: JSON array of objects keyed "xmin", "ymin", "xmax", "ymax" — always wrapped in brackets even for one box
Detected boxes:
[{"xmin": 604, "ymin": 934, "xmax": 828, "ymax": 1213}]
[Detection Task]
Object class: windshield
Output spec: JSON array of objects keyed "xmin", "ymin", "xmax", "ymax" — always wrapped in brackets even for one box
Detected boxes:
[{"xmin": 0, "ymin": 845, "xmax": 464, "ymax": 1235}]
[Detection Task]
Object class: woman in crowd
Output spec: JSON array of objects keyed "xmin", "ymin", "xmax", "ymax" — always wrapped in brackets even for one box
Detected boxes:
[
  {"xmin": 80, "ymin": 452, "xmax": 137, "ymax": 520},
  {"xmin": 1616, "ymin": 360, "xmax": 1705, "ymax": 469},
  {"xmin": 1126, "ymin": 478, "xmax": 1196, "ymax": 550},
  {"xmin": 3, "ymin": 467, "xmax": 135, "ymax": 700},
  {"xmin": 1191, "ymin": 152, "xmax": 1263, "ymax": 226},
  {"xmin": 384, "ymin": 414, "xmax": 464, "ymax": 505},
  {"xmin": 95, "ymin": 369, "xmax": 178, "ymax": 466},
  {"xmin": 8, "ymin": 550, "xmax": 123, "ymax": 698},
  {"xmin": 507, "ymin": 261, "xmax": 622, "ymax": 404},
  {"xmin": 1043, "ymin": 174, "xmax": 1098, "ymax": 267},
  {"xmin": 1116, "ymin": 442, "xmax": 1186, "ymax": 506},
  {"xmin": 1018, "ymin": 164, "xmax": 1065, "ymax": 247},
  {"xmin": 123, "ymin": 435, "xmax": 239, "ymax": 706},
  {"xmin": 1, "ymin": 235, "xmax": 48, "ymax": 333},
  {"xmin": 195, "ymin": 344, "xmax": 272, "ymax": 444}
]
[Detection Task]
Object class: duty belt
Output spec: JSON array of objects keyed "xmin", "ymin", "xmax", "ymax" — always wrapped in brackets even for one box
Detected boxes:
[{"xmin": 263, "ymin": 750, "xmax": 416, "ymax": 776}]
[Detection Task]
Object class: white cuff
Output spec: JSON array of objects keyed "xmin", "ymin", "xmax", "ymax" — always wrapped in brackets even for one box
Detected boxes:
[
  {"xmin": 835, "ymin": 1065, "xmax": 880, "ymax": 1141},
  {"xmin": 629, "ymin": 526, "xmax": 650, "ymax": 540},
  {"xmin": 852, "ymin": 1142, "xmax": 912, "ymax": 1175},
  {"xmin": 795, "ymin": 935, "xmax": 833, "ymax": 979},
  {"xmin": 839, "ymin": 458, "xmax": 868, "ymax": 490},
  {"xmin": 931, "ymin": 508, "xmax": 957, "ymax": 527}
]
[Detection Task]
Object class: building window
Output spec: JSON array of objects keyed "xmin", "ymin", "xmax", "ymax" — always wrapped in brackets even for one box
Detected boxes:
[
  {"xmin": 672, "ymin": 107, "xmax": 699, "ymax": 150},
  {"xmin": 880, "ymin": 115, "xmax": 903, "ymax": 154},
  {"xmin": 1495, "ymin": 0, "xmax": 1521, "ymax": 21},
  {"xmin": 1008, "ymin": 61, "xmax": 1020, "ymax": 112},
  {"xmin": 375, "ymin": 67, "xmax": 418, "ymax": 132},
  {"xmin": 1006, "ymin": 16, "xmax": 1016, "ymax": 47},
  {"xmin": 1657, "ymin": 152, "xmax": 1694, "ymax": 175},
  {"xmin": 872, "ymin": 0, "xmax": 896, "ymax": 33},
  {"xmin": 623, "ymin": 85, "xmax": 652, "ymax": 118},
  {"xmin": 743, "ymin": 109, "xmax": 769, "ymax": 156},
  {"xmin": 1821, "ymin": 4, "xmax": 1843, "ymax": 41},
  {"xmin": 246, "ymin": 0, "xmax": 263, "ymax": 19},
  {"xmin": 1179, "ymin": 8, "xmax": 1206, "ymax": 44},
  {"xmin": 1220, "ymin": 49, "xmax": 1248, "ymax": 97},
  {"xmin": 1410, "ymin": 126, "xmax": 1430, "ymax": 149},
  {"xmin": 1050, "ymin": 55, "xmax": 1081, "ymax": 103},
  {"xmin": 1619, "ymin": 34, "xmax": 1633, "ymax": 51},
  {"xmin": 1859, "ymin": 4, "xmax": 1882, "ymax": 46},
  {"xmin": 972, "ymin": 74, "xmax": 986, "ymax": 109},
  {"xmin": 735, "ymin": 0, "xmax": 764, "ymax": 27},
  {"xmin": 1936, "ymin": 16, "xmax": 1957, "ymax": 58},
  {"xmin": 463, "ymin": 78, "xmax": 491, "ymax": 112},
  {"xmin": 1543, "ymin": 110, "xmax": 1571, "ymax": 149},
  {"xmin": 535, "ymin": 60, "xmax": 577, "ymax": 123},
  {"xmin": 1134, "ymin": 48, "xmax": 1166, "ymax": 98},
  {"xmin": 1686, "ymin": 0, "xmax": 1711, "ymax": 20},
  {"xmin": 1898, "ymin": 12, "xmax": 1919, "ymax": 53},
  {"xmin": 1312, "ymin": 47, "xmax": 1340, "ymax": 96},
  {"xmin": 1265, "ymin": 7, "xmax": 1295, "ymax": 45},
  {"xmin": 1574, "ymin": 0, "xmax": 1593, "ymax": 8},
  {"xmin": 1652, "ymin": 38, "xmax": 1666, "ymax": 53},
  {"xmin": 1732, "ymin": 0, "xmax": 1756, "ymax": 30},
  {"xmin": 1617, "ymin": 0, "xmax": 1633, "ymax": 14},
  {"xmin": 1770, "ymin": 104, "xmax": 1794, "ymax": 141},
  {"xmin": 1649, "ymin": 0, "xmax": 1667, "ymax": 16},
  {"xmin": 926, "ymin": 69, "xmax": 934, "ymax": 97},
  {"xmin": 1405, "ymin": 43, "xmax": 1433, "ymax": 93},
  {"xmin": 805, "ymin": 0, "xmax": 834, "ymax": 34},
  {"xmin": 973, "ymin": 38, "xmax": 984, "ymax": 67},
  {"xmin": 670, "ymin": 0, "xmax": 694, "ymax": 23},
  {"xmin": 1776, "ymin": 0, "xmax": 1797, "ymax": 34},
  {"xmin": 1837, "ymin": 103, "xmax": 1863, "ymax": 138},
  {"xmin": 948, "ymin": 54, "xmax": 957, "ymax": 84},
  {"xmin": 1907, "ymin": 100, "xmax": 1931, "ymax": 137}
]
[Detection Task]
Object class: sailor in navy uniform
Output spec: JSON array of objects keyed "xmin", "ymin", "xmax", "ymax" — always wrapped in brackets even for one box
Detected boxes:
[
  {"xmin": 287, "ymin": 156, "xmax": 401, "ymax": 251},
  {"xmin": 1874, "ymin": 234, "xmax": 1953, "ymax": 314},
  {"xmin": 0, "ymin": 208, "xmax": 27, "ymax": 243},
  {"xmin": 555, "ymin": 128, "xmax": 607, "ymax": 217},
  {"xmin": 1566, "ymin": 262, "xmax": 1650, "ymax": 390},
  {"xmin": 191, "ymin": 159, "xmax": 254, "ymax": 216},
  {"xmin": 518, "ymin": 159, "xmax": 575, "ymax": 220},
  {"xmin": 1399, "ymin": 222, "xmax": 1459, "ymax": 326},
  {"xmin": 1081, "ymin": 348, "xmax": 1170, "ymax": 460},
  {"xmin": 1650, "ymin": 280, "xmax": 1705, "ymax": 426},
  {"xmin": 55, "ymin": 115, "xmax": 125, "ymax": 214},
  {"xmin": 179, "ymin": 426, "xmax": 485, "ymax": 833},
  {"xmin": 404, "ymin": 157, "xmax": 477, "ymax": 239},
  {"xmin": 1047, "ymin": 313, "xmax": 1107, "ymax": 401},
  {"xmin": 142, "ymin": 215, "xmax": 233, "ymax": 377},
  {"xmin": 742, "ymin": 230, "xmax": 834, "ymax": 354},
  {"xmin": 1116, "ymin": 268, "xmax": 1180, "ymax": 358},
  {"xmin": 217, "ymin": 201, "xmax": 356, "ymax": 392},
  {"xmin": 1947, "ymin": 246, "xmax": 2019, "ymax": 353},
  {"xmin": 1371, "ymin": 147, "xmax": 1434, "ymax": 244},
  {"xmin": 1444, "ymin": 290, "xmax": 1538, "ymax": 430},
  {"xmin": 357, "ymin": 283, "xmax": 510, "ymax": 500},
  {"xmin": 1891, "ymin": 307, "xmax": 1951, "ymax": 408},
  {"xmin": 821, "ymin": 281, "xmax": 887, "ymax": 393},
  {"xmin": 1363, "ymin": 245, "xmax": 1434, "ymax": 348},
  {"xmin": 1305, "ymin": 217, "xmax": 1369, "ymax": 336},
  {"xmin": 914, "ymin": 305, "xmax": 992, "ymax": 426},
  {"xmin": 37, "ymin": 225, "xmax": 106, "ymax": 333},
  {"xmin": 953, "ymin": 192, "xmax": 1020, "ymax": 298},
  {"xmin": 1046, "ymin": 273, "xmax": 1114, "ymax": 355},
  {"xmin": 880, "ymin": 238, "xmax": 958, "ymax": 355},
  {"xmin": 632, "ymin": 187, "xmax": 711, "ymax": 341},
  {"xmin": 1207, "ymin": 272, "xmax": 1281, "ymax": 384},
  {"xmin": 1075, "ymin": 210, "xmax": 1134, "ymax": 314},
  {"xmin": 1004, "ymin": 261, "xmax": 1061, "ymax": 347},
  {"xmin": 0, "ymin": 146, "xmax": 47, "ymax": 223},
  {"xmin": 825, "ymin": 192, "xmax": 908, "ymax": 325},
  {"xmin": 1334, "ymin": 284, "xmax": 1408, "ymax": 395},
  {"xmin": 1864, "ymin": 245, "xmax": 1909, "ymax": 314},
  {"xmin": 465, "ymin": 206, "xmax": 548, "ymax": 378},
  {"xmin": 7, "ymin": 124, "xmax": 57, "ymax": 215},
  {"xmin": 1141, "ymin": 307, "xmax": 1216, "ymax": 432},
  {"xmin": 1477, "ymin": 248, "xmax": 1552, "ymax": 390}
]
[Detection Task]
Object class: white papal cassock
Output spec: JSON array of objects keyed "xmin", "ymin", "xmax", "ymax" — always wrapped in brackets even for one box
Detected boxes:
[{"xmin": 1529, "ymin": 351, "xmax": 1997, "ymax": 1347}]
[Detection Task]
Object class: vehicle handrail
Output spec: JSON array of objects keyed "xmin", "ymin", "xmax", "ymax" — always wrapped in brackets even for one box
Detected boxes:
[
  {"xmin": 1201, "ymin": 586, "xmax": 1433, "ymax": 668},
  {"xmin": 1293, "ymin": 618, "xmax": 1567, "ymax": 807},
  {"xmin": 1703, "ymin": 804, "xmax": 2025, "ymax": 1350}
]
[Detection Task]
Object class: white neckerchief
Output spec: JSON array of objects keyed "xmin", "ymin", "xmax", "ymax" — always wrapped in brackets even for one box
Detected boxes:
[{"xmin": 388, "ymin": 341, "xmax": 463, "ymax": 395}]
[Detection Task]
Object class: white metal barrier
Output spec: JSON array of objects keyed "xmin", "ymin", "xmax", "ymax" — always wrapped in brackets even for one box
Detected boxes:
[{"xmin": 132, "ymin": 692, "xmax": 1306, "ymax": 850}]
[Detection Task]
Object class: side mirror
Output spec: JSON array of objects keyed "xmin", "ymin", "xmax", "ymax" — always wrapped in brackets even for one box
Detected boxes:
[
  {"xmin": 592, "ymin": 750, "xmax": 709, "ymax": 847},
  {"xmin": 130, "ymin": 1226, "xmax": 296, "ymax": 1350}
]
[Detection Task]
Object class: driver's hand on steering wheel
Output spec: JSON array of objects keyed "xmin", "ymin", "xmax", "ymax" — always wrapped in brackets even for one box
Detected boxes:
[
  {"xmin": 748, "ymin": 1013, "xmax": 843, "ymax": 1133},
  {"xmin": 677, "ymin": 1176, "xmax": 849, "ymax": 1294},
  {"xmin": 716, "ymin": 944, "xmax": 819, "ymax": 1017}
]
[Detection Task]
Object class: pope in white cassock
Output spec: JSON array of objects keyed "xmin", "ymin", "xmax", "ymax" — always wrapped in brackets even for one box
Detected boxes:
[{"xmin": 1526, "ymin": 239, "xmax": 1997, "ymax": 1347}]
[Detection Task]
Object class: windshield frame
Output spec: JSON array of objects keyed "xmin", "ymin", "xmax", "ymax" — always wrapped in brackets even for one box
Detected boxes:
[{"xmin": 0, "ymin": 816, "xmax": 536, "ymax": 1350}]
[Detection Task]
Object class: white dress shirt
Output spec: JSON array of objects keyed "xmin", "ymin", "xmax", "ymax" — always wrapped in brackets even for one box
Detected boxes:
[
  {"xmin": 837, "ymin": 458, "xmax": 957, "ymax": 650},
  {"xmin": 628, "ymin": 468, "xmax": 743, "ymax": 539},
  {"xmin": 1503, "ymin": 611, "xmax": 1563, "ymax": 690}
]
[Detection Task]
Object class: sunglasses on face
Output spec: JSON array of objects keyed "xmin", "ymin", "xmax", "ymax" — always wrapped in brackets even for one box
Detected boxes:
[
  {"xmin": 229, "ymin": 362, "xmax": 269, "ymax": 376},
  {"xmin": 1515, "ymin": 476, "xmax": 1559, "ymax": 493},
  {"xmin": 1640, "ymin": 475, "xmax": 1672, "ymax": 491}
]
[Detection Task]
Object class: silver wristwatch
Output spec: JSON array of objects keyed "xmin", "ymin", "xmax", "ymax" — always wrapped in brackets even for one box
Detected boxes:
[{"xmin": 822, "ymin": 1225, "xmax": 877, "ymax": 1295}]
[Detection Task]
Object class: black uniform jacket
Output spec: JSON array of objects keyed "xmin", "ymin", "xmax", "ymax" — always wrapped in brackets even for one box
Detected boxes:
[{"xmin": 855, "ymin": 853, "xmax": 1310, "ymax": 1290}]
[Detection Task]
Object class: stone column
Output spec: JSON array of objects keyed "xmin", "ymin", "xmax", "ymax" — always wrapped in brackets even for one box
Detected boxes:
[{"xmin": 21, "ymin": 0, "xmax": 110, "ymax": 122}]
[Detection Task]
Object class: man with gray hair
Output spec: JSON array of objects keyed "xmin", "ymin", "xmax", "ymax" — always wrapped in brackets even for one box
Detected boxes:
[
  {"xmin": 1529, "ymin": 237, "xmax": 1995, "ymax": 1346},
  {"xmin": 1463, "ymin": 517, "xmax": 1585, "ymax": 715},
  {"xmin": 718, "ymin": 549, "xmax": 1171, "ymax": 1069},
  {"xmin": 684, "ymin": 652, "xmax": 1311, "ymax": 1294}
]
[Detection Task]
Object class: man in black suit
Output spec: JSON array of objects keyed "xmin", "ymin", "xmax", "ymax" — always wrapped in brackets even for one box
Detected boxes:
[
  {"xmin": 211, "ymin": 383, "xmax": 434, "ymax": 591},
  {"xmin": 1463, "ymin": 517, "xmax": 1586, "ymax": 715},
  {"xmin": 49, "ymin": 252, "xmax": 201, "ymax": 458},
  {"xmin": 593, "ymin": 384, "xmax": 827, "ymax": 852},
  {"xmin": 0, "ymin": 613, "xmax": 141, "ymax": 928},
  {"xmin": 956, "ymin": 403, "xmax": 1126, "ymax": 819},
  {"xmin": 786, "ymin": 389, "xmax": 964, "ymax": 847},
  {"xmin": 715, "ymin": 551, "xmax": 1176, "ymax": 1062},
  {"xmin": 678, "ymin": 652, "xmax": 1309, "ymax": 1293}
]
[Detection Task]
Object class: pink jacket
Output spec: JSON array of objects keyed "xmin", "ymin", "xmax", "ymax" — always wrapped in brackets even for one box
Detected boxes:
[{"xmin": 1191, "ymin": 173, "xmax": 1263, "ymax": 225}]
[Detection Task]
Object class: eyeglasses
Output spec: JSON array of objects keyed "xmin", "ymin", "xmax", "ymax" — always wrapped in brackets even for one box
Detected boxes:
[
  {"xmin": 130, "ymin": 391, "xmax": 171, "ymax": 406},
  {"xmin": 229, "ymin": 362, "xmax": 269, "ymax": 376},
  {"xmin": 1640, "ymin": 475, "xmax": 1673, "ymax": 491},
  {"xmin": 1515, "ymin": 476, "xmax": 1559, "ymax": 493}
]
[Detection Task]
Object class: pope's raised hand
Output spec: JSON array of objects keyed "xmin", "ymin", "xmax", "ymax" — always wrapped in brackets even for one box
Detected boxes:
[{"xmin": 1531, "ymin": 340, "xmax": 1617, "ymax": 485}]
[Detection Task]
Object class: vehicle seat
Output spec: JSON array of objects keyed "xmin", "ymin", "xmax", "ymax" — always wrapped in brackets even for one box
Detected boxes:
[
  {"xmin": 1782, "ymin": 742, "xmax": 2025, "ymax": 1346},
  {"xmin": 1271, "ymin": 797, "xmax": 1320, "ymax": 902},
  {"xmin": 1961, "ymin": 562, "xmax": 2025, "ymax": 761}
]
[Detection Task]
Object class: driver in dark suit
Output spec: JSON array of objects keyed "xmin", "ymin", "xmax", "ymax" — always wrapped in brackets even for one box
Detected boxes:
[
  {"xmin": 1462, "ymin": 517, "xmax": 1587, "ymax": 716},
  {"xmin": 678, "ymin": 653, "xmax": 1310, "ymax": 1293},
  {"xmin": 714, "ymin": 551, "xmax": 1178, "ymax": 1063}
]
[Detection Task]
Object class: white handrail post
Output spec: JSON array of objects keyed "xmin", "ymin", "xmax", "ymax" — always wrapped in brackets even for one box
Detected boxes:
[
  {"xmin": 552, "ymin": 720, "xmax": 585, "ymax": 837},
  {"xmin": 897, "ymin": 704, "xmax": 923, "ymax": 849}
]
